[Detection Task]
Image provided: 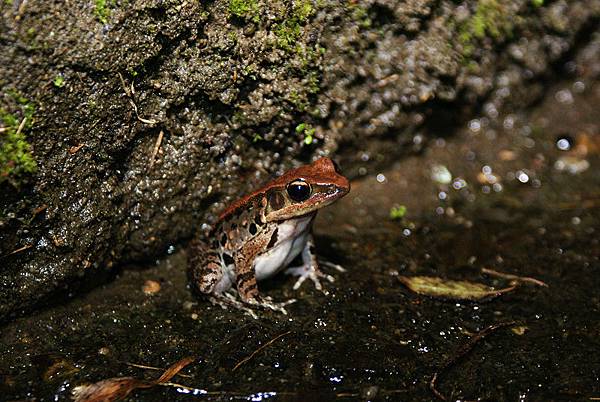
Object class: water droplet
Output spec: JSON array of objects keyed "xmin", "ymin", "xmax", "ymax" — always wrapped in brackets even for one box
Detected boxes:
[
  {"xmin": 516, "ymin": 171, "xmax": 529, "ymax": 183},
  {"xmin": 572, "ymin": 81, "xmax": 585, "ymax": 93},
  {"xmin": 452, "ymin": 178, "xmax": 467, "ymax": 190},
  {"xmin": 555, "ymin": 89, "xmax": 574, "ymax": 104},
  {"xmin": 469, "ymin": 119, "xmax": 481, "ymax": 133},
  {"xmin": 555, "ymin": 135, "xmax": 573, "ymax": 151},
  {"xmin": 431, "ymin": 165, "xmax": 452, "ymax": 184}
]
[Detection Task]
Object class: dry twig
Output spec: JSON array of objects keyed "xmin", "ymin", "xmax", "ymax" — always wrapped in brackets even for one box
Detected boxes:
[
  {"xmin": 148, "ymin": 130, "xmax": 164, "ymax": 169},
  {"xmin": 232, "ymin": 330, "xmax": 292, "ymax": 371},
  {"xmin": 15, "ymin": 117, "xmax": 27, "ymax": 136},
  {"xmin": 482, "ymin": 268, "xmax": 548, "ymax": 287},
  {"xmin": 7, "ymin": 244, "xmax": 32, "ymax": 256},
  {"xmin": 125, "ymin": 361, "xmax": 192, "ymax": 378},
  {"xmin": 117, "ymin": 72, "xmax": 157, "ymax": 125}
]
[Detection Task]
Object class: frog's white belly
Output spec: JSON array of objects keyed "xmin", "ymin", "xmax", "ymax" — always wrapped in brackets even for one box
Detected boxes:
[{"xmin": 253, "ymin": 214, "xmax": 315, "ymax": 281}]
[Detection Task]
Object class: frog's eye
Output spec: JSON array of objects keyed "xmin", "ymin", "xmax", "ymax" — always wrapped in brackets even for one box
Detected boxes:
[{"xmin": 286, "ymin": 179, "xmax": 312, "ymax": 202}]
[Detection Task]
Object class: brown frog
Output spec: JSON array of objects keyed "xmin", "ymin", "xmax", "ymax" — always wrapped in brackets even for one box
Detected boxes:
[{"xmin": 188, "ymin": 157, "xmax": 350, "ymax": 315}]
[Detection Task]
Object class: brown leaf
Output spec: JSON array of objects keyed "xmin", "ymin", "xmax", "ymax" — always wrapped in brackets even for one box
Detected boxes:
[
  {"xmin": 72, "ymin": 377, "xmax": 151, "ymax": 402},
  {"xmin": 72, "ymin": 356, "xmax": 195, "ymax": 402},
  {"xmin": 155, "ymin": 356, "xmax": 195, "ymax": 384}
]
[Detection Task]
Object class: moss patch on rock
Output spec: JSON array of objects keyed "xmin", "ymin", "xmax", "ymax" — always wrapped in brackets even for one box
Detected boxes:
[
  {"xmin": 0, "ymin": 92, "xmax": 36, "ymax": 186},
  {"xmin": 458, "ymin": 0, "xmax": 519, "ymax": 57}
]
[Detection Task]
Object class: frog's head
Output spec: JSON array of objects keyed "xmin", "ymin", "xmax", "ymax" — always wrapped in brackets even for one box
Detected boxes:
[{"xmin": 265, "ymin": 157, "xmax": 350, "ymax": 222}]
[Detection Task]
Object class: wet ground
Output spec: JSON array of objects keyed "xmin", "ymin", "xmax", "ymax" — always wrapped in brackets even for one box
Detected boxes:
[{"xmin": 1, "ymin": 63, "xmax": 600, "ymax": 402}]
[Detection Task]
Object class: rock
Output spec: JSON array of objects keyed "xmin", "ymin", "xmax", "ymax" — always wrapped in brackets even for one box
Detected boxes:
[{"xmin": 0, "ymin": 0, "xmax": 597, "ymax": 321}]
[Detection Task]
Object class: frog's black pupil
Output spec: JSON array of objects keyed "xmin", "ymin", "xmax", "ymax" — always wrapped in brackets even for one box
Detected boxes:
[{"xmin": 287, "ymin": 181, "xmax": 311, "ymax": 202}]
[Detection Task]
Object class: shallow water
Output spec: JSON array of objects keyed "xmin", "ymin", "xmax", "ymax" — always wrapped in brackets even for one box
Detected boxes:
[{"xmin": 1, "ymin": 70, "xmax": 599, "ymax": 401}]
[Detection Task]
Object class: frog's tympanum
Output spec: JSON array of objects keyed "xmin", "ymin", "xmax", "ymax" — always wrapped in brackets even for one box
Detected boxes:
[{"xmin": 188, "ymin": 157, "xmax": 350, "ymax": 315}]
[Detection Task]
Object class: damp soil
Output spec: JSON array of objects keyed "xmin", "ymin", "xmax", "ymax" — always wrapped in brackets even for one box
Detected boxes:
[{"xmin": 1, "ymin": 55, "xmax": 599, "ymax": 402}]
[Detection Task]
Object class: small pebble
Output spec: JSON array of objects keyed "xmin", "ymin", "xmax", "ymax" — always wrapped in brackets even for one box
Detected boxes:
[
  {"xmin": 142, "ymin": 280, "xmax": 161, "ymax": 295},
  {"xmin": 361, "ymin": 385, "xmax": 379, "ymax": 399}
]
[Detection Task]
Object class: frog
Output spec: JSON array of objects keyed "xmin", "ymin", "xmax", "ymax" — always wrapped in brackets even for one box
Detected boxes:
[{"xmin": 188, "ymin": 157, "xmax": 350, "ymax": 316}]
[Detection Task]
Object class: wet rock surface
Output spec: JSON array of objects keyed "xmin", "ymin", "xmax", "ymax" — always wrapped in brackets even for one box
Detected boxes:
[
  {"xmin": 1, "ymin": 30, "xmax": 599, "ymax": 400},
  {"xmin": 0, "ymin": 0, "xmax": 598, "ymax": 316}
]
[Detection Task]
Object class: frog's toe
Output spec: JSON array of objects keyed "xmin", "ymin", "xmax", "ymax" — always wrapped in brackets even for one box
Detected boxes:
[
  {"xmin": 246, "ymin": 296, "xmax": 296, "ymax": 315},
  {"xmin": 320, "ymin": 260, "xmax": 347, "ymax": 273},
  {"xmin": 286, "ymin": 265, "xmax": 334, "ymax": 294},
  {"xmin": 207, "ymin": 293, "xmax": 259, "ymax": 319}
]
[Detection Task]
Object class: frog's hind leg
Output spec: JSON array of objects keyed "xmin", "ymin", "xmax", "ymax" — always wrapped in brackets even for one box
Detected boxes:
[
  {"xmin": 285, "ymin": 234, "xmax": 340, "ymax": 295},
  {"xmin": 187, "ymin": 238, "xmax": 224, "ymax": 295},
  {"xmin": 234, "ymin": 230, "xmax": 296, "ymax": 315}
]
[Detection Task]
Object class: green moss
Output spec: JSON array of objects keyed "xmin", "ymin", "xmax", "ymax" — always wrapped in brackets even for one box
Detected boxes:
[
  {"xmin": 531, "ymin": 0, "xmax": 544, "ymax": 6},
  {"xmin": 228, "ymin": 0, "xmax": 260, "ymax": 23},
  {"xmin": 306, "ymin": 71, "xmax": 320, "ymax": 94},
  {"xmin": 94, "ymin": 0, "xmax": 115, "ymax": 24},
  {"xmin": 227, "ymin": 30, "xmax": 238, "ymax": 43},
  {"xmin": 293, "ymin": 0, "xmax": 314, "ymax": 22},
  {"xmin": 53, "ymin": 75, "xmax": 65, "ymax": 88},
  {"xmin": 0, "ymin": 94, "xmax": 37, "ymax": 186},
  {"xmin": 348, "ymin": 3, "xmax": 371, "ymax": 29},
  {"xmin": 274, "ymin": 19, "xmax": 302, "ymax": 50},
  {"xmin": 389, "ymin": 205, "xmax": 407, "ymax": 220},
  {"xmin": 295, "ymin": 122, "xmax": 315, "ymax": 145},
  {"xmin": 458, "ymin": 0, "xmax": 514, "ymax": 57},
  {"xmin": 288, "ymin": 90, "xmax": 308, "ymax": 111},
  {"xmin": 274, "ymin": 0, "xmax": 318, "ymax": 50}
]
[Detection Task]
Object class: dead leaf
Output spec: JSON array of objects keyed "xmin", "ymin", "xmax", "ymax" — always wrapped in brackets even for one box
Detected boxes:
[
  {"xmin": 511, "ymin": 326, "xmax": 528, "ymax": 335},
  {"xmin": 155, "ymin": 356, "xmax": 195, "ymax": 384},
  {"xmin": 399, "ymin": 276, "xmax": 515, "ymax": 300},
  {"xmin": 72, "ymin": 378, "xmax": 150, "ymax": 402},
  {"xmin": 72, "ymin": 356, "xmax": 195, "ymax": 402},
  {"xmin": 142, "ymin": 280, "xmax": 161, "ymax": 295}
]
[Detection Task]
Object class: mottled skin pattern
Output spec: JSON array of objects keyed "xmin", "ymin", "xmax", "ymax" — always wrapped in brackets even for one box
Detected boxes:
[{"xmin": 188, "ymin": 157, "xmax": 350, "ymax": 314}]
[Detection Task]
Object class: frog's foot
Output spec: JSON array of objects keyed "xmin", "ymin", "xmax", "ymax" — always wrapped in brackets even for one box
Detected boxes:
[
  {"xmin": 285, "ymin": 264, "xmax": 335, "ymax": 295},
  {"xmin": 207, "ymin": 292, "xmax": 259, "ymax": 319},
  {"xmin": 245, "ymin": 296, "xmax": 296, "ymax": 315}
]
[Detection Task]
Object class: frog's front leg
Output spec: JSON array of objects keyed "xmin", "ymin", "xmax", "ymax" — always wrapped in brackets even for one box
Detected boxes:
[
  {"xmin": 285, "ymin": 234, "xmax": 339, "ymax": 294},
  {"xmin": 235, "ymin": 229, "xmax": 295, "ymax": 315}
]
